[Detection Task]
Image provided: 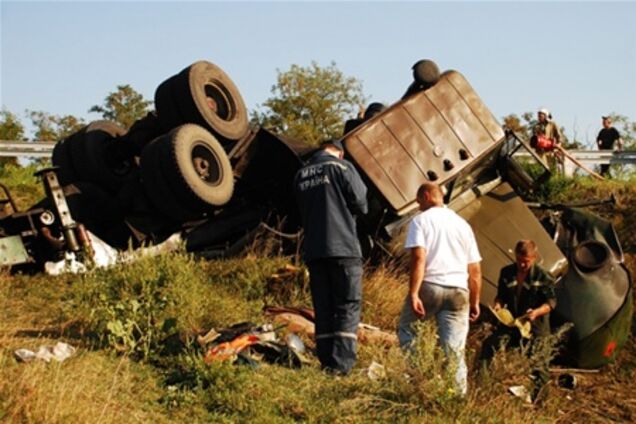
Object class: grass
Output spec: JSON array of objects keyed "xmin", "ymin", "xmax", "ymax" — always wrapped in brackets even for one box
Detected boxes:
[
  {"xmin": 1, "ymin": 247, "xmax": 634, "ymax": 423},
  {"xmin": 0, "ymin": 164, "xmax": 45, "ymax": 212},
  {"xmin": 0, "ymin": 173, "xmax": 635, "ymax": 422}
]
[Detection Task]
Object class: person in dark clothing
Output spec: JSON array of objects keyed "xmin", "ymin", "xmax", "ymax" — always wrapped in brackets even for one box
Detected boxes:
[
  {"xmin": 294, "ymin": 139, "xmax": 368, "ymax": 374},
  {"xmin": 596, "ymin": 116, "xmax": 623, "ymax": 177},
  {"xmin": 479, "ymin": 240, "xmax": 556, "ymax": 402}
]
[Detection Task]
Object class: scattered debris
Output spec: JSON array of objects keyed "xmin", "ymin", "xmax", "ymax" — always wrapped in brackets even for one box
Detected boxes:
[
  {"xmin": 557, "ymin": 373, "xmax": 578, "ymax": 390},
  {"xmin": 198, "ymin": 322, "xmax": 308, "ymax": 368},
  {"xmin": 508, "ymin": 385, "xmax": 532, "ymax": 404},
  {"xmin": 366, "ymin": 361, "xmax": 386, "ymax": 381},
  {"xmin": 14, "ymin": 342, "xmax": 76, "ymax": 363},
  {"xmin": 44, "ymin": 231, "xmax": 182, "ymax": 275},
  {"xmin": 264, "ymin": 306, "xmax": 398, "ymax": 346}
]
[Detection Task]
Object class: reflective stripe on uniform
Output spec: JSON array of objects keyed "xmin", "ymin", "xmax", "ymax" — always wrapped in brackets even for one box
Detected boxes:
[{"xmin": 316, "ymin": 331, "xmax": 358, "ymax": 340}]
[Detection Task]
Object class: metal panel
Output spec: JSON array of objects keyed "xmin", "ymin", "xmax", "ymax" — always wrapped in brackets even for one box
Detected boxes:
[
  {"xmin": 0, "ymin": 235, "xmax": 30, "ymax": 266},
  {"xmin": 345, "ymin": 70, "xmax": 505, "ymax": 215},
  {"xmin": 443, "ymin": 71, "xmax": 505, "ymax": 142},
  {"xmin": 454, "ymin": 183, "xmax": 568, "ymax": 306}
]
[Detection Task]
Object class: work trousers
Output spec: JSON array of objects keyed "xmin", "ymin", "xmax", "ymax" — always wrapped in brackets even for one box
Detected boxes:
[
  {"xmin": 398, "ymin": 282, "xmax": 470, "ymax": 395},
  {"xmin": 599, "ymin": 147, "xmax": 612, "ymax": 176},
  {"xmin": 308, "ymin": 258, "xmax": 362, "ymax": 375}
]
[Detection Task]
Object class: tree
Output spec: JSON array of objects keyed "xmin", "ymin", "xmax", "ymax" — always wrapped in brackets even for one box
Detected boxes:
[
  {"xmin": 607, "ymin": 113, "xmax": 636, "ymax": 150},
  {"xmin": 251, "ymin": 61, "xmax": 367, "ymax": 146},
  {"xmin": 29, "ymin": 111, "xmax": 85, "ymax": 142},
  {"xmin": 89, "ymin": 84, "xmax": 152, "ymax": 130},
  {"xmin": 0, "ymin": 109, "xmax": 26, "ymax": 167},
  {"xmin": 501, "ymin": 114, "xmax": 528, "ymax": 135}
]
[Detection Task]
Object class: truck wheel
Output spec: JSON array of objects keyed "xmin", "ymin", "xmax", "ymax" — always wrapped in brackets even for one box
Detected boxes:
[
  {"xmin": 124, "ymin": 111, "xmax": 163, "ymax": 155},
  {"xmin": 52, "ymin": 136, "xmax": 77, "ymax": 186},
  {"xmin": 172, "ymin": 61, "xmax": 248, "ymax": 141},
  {"xmin": 140, "ymin": 138, "xmax": 204, "ymax": 222},
  {"xmin": 159, "ymin": 124, "xmax": 234, "ymax": 209},
  {"xmin": 71, "ymin": 121, "xmax": 131, "ymax": 192},
  {"xmin": 155, "ymin": 76, "xmax": 184, "ymax": 132}
]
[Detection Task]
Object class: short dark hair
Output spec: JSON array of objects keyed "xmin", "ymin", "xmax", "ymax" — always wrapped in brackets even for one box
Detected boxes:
[
  {"xmin": 321, "ymin": 139, "xmax": 344, "ymax": 151},
  {"xmin": 416, "ymin": 182, "xmax": 443, "ymax": 203},
  {"xmin": 515, "ymin": 240, "xmax": 538, "ymax": 257}
]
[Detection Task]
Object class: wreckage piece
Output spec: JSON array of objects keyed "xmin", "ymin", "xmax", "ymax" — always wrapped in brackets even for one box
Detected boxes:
[
  {"xmin": 14, "ymin": 342, "xmax": 77, "ymax": 363},
  {"xmin": 183, "ymin": 128, "xmax": 310, "ymax": 257},
  {"xmin": 336, "ymin": 62, "xmax": 629, "ymax": 364},
  {"xmin": 154, "ymin": 60, "xmax": 249, "ymax": 142},
  {"xmin": 200, "ymin": 322, "xmax": 308, "ymax": 367},
  {"xmin": 0, "ymin": 169, "xmax": 96, "ymax": 270},
  {"xmin": 340, "ymin": 66, "xmax": 567, "ymax": 302},
  {"xmin": 550, "ymin": 208, "xmax": 633, "ymax": 368},
  {"xmin": 264, "ymin": 307, "xmax": 398, "ymax": 346},
  {"xmin": 344, "ymin": 69, "xmax": 505, "ymax": 218},
  {"xmin": 454, "ymin": 182, "xmax": 568, "ymax": 306}
]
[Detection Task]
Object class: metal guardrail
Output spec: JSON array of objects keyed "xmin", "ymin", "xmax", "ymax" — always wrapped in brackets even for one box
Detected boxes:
[
  {"xmin": 0, "ymin": 141, "xmax": 56, "ymax": 158},
  {"xmin": 562, "ymin": 150, "xmax": 636, "ymax": 165},
  {"xmin": 1, "ymin": 140, "xmax": 635, "ymax": 167},
  {"xmin": 510, "ymin": 149, "xmax": 636, "ymax": 177}
]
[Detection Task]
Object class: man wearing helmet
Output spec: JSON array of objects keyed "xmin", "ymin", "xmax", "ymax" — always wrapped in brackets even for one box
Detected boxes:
[{"xmin": 532, "ymin": 108, "xmax": 563, "ymax": 170}]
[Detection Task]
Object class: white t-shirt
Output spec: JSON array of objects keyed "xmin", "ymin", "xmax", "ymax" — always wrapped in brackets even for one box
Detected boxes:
[{"xmin": 405, "ymin": 206, "xmax": 481, "ymax": 289}]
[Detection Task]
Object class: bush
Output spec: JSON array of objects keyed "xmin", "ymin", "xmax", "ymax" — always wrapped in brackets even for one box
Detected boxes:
[
  {"xmin": 67, "ymin": 252, "xmax": 256, "ymax": 361},
  {"xmin": 0, "ymin": 163, "xmax": 44, "ymax": 211}
]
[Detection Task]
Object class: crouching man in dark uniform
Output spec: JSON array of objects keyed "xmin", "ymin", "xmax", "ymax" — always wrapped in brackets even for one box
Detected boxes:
[
  {"xmin": 294, "ymin": 139, "xmax": 368, "ymax": 375},
  {"xmin": 479, "ymin": 239, "xmax": 556, "ymax": 402}
]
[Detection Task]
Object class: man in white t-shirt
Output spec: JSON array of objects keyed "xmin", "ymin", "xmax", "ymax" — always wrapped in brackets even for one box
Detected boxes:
[{"xmin": 397, "ymin": 182, "xmax": 482, "ymax": 395}]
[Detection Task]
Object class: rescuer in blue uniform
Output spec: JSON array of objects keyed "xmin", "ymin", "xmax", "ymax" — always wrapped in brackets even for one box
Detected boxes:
[{"xmin": 294, "ymin": 139, "xmax": 368, "ymax": 374}]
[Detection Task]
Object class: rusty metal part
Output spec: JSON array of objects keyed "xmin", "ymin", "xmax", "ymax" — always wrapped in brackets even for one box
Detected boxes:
[
  {"xmin": 75, "ymin": 223, "xmax": 94, "ymax": 258},
  {"xmin": 35, "ymin": 168, "xmax": 80, "ymax": 251},
  {"xmin": 0, "ymin": 182, "xmax": 18, "ymax": 214},
  {"xmin": 40, "ymin": 226, "xmax": 65, "ymax": 250}
]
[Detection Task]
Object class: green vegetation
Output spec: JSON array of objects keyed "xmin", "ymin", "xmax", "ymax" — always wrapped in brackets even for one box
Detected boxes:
[
  {"xmin": 0, "ymin": 164, "xmax": 46, "ymax": 211},
  {"xmin": 89, "ymin": 84, "xmax": 152, "ymax": 130},
  {"xmin": 1, "ymin": 169, "xmax": 635, "ymax": 422},
  {"xmin": 251, "ymin": 61, "xmax": 366, "ymax": 146},
  {"xmin": 7, "ymin": 251, "xmax": 628, "ymax": 423}
]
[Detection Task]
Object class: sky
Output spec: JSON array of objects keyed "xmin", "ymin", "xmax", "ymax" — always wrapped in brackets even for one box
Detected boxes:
[{"xmin": 1, "ymin": 1, "xmax": 635, "ymax": 147}]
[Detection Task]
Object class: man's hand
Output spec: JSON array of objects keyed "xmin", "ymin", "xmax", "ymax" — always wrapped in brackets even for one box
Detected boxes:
[
  {"xmin": 467, "ymin": 262, "xmax": 482, "ymax": 323},
  {"xmin": 408, "ymin": 247, "xmax": 427, "ymax": 318},
  {"xmin": 526, "ymin": 303, "xmax": 551, "ymax": 321},
  {"xmin": 411, "ymin": 295, "xmax": 425, "ymax": 318},
  {"xmin": 470, "ymin": 303, "xmax": 480, "ymax": 322}
]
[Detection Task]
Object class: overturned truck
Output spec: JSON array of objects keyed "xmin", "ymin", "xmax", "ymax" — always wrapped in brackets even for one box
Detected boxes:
[{"xmin": 0, "ymin": 59, "xmax": 631, "ymax": 368}]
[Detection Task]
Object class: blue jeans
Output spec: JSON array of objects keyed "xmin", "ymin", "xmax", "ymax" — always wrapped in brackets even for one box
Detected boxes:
[
  {"xmin": 308, "ymin": 258, "xmax": 362, "ymax": 374},
  {"xmin": 398, "ymin": 282, "xmax": 470, "ymax": 395}
]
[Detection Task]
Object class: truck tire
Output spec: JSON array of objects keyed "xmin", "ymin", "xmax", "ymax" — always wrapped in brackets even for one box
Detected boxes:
[
  {"xmin": 157, "ymin": 124, "xmax": 234, "ymax": 210},
  {"xmin": 124, "ymin": 111, "xmax": 163, "ymax": 155},
  {"xmin": 140, "ymin": 138, "xmax": 203, "ymax": 222},
  {"xmin": 154, "ymin": 76, "xmax": 184, "ymax": 132},
  {"xmin": 51, "ymin": 137, "xmax": 77, "ymax": 186},
  {"xmin": 70, "ymin": 121, "xmax": 130, "ymax": 192},
  {"xmin": 172, "ymin": 61, "xmax": 248, "ymax": 141}
]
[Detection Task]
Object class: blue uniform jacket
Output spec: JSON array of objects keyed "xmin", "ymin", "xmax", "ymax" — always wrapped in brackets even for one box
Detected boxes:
[{"xmin": 294, "ymin": 151, "xmax": 368, "ymax": 262}]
